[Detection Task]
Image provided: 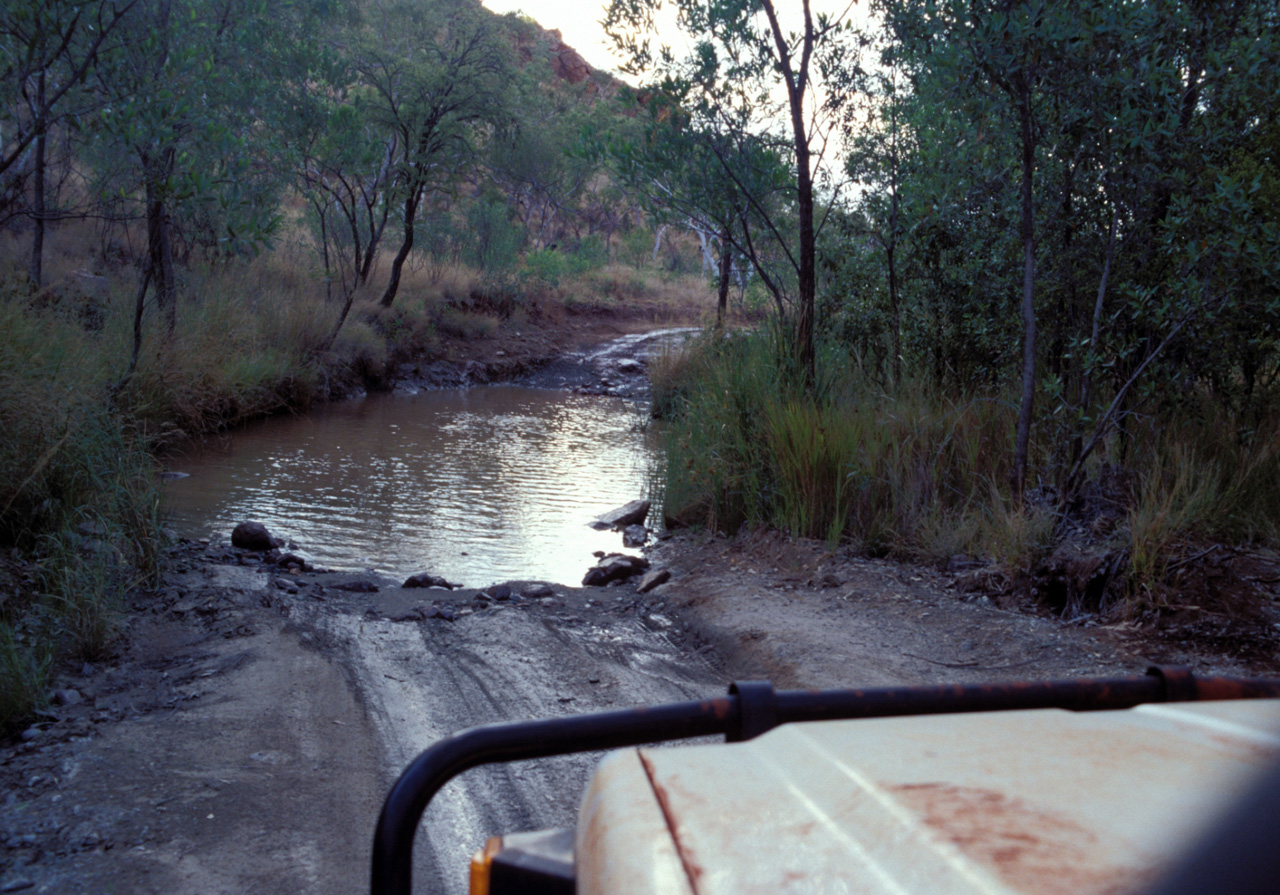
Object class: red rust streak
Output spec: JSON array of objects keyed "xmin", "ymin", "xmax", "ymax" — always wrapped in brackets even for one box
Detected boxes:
[{"xmin": 639, "ymin": 751, "xmax": 704, "ymax": 893}]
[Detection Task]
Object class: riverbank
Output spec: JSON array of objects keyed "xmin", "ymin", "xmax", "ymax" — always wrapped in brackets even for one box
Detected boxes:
[
  {"xmin": 4, "ymin": 315, "xmax": 1279, "ymax": 892},
  {"xmin": 0, "ymin": 254, "xmax": 729, "ymax": 737},
  {"xmin": 5, "ymin": 500, "xmax": 1277, "ymax": 894}
]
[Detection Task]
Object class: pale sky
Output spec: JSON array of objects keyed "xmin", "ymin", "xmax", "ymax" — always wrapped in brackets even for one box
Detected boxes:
[
  {"xmin": 481, "ymin": 0, "xmax": 875, "ymax": 84},
  {"xmin": 483, "ymin": 0, "xmax": 628, "ymax": 74}
]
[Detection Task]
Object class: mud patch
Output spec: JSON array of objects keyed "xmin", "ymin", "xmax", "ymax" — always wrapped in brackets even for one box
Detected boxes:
[{"xmin": 889, "ymin": 782, "xmax": 1150, "ymax": 895}]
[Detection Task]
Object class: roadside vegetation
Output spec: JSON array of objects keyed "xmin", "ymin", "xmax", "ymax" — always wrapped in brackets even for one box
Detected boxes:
[
  {"xmin": 0, "ymin": 222, "xmax": 716, "ymax": 735},
  {"xmin": 3, "ymin": 0, "xmax": 1277, "ymax": 730},
  {"xmin": 655, "ymin": 330, "xmax": 1280, "ymax": 602},
  {"xmin": 646, "ymin": 0, "xmax": 1280, "ymax": 621}
]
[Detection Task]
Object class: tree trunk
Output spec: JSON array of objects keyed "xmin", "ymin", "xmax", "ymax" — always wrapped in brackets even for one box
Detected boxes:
[
  {"xmin": 652, "ymin": 224, "xmax": 668, "ymax": 263},
  {"xmin": 114, "ymin": 266, "xmax": 153, "ymax": 394},
  {"xmin": 887, "ymin": 242, "xmax": 901, "ymax": 386},
  {"xmin": 359, "ymin": 197, "xmax": 391, "ymax": 284},
  {"xmin": 380, "ymin": 186, "xmax": 421, "ymax": 308},
  {"xmin": 792, "ymin": 124, "xmax": 816, "ymax": 388},
  {"xmin": 760, "ymin": 0, "xmax": 816, "ymax": 388},
  {"xmin": 716, "ymin": 226, "xmax": 732, "ymax": 329},
  {"xmin": 1081, "ymin": 209, "xmax": 1118, "ymax": 412},
  {"xmin": 1012, "ymin": 83, "xmax": 1037, "ymax": 498},
  {"xmin": 886, "ymin": 82, "xmax": 902, "ymax": 386},
  {"xmin": 324, "ymin": 289, "xmax": 357, "ymax": 351},
  {"xmin": 28, "ymin": 72, "xmax": 46, "ymax": 290},
  {"xmin": 144, "ymin": 152, "xmax": 178, "ymax": 338}
]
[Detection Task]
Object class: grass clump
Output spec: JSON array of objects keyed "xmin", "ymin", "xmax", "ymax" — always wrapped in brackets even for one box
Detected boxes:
[
  {"xmin": 658, "ymin": 328, "xmax": 1280, "ymax": 613},
  {"xmin": 0, "ymin": 287, "xmax": 163, "ymax": 735},
  {"xmin": 657, "ymin": 330, "xmax": 1050, "ymax": 565}
]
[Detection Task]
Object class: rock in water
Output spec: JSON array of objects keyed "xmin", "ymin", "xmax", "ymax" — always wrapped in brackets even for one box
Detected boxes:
[
  {"xmin": 590, "ymin": 499, "xmax": 651, "ymax": 531},
  {"xmin": 274, "ymin": 553, "xmax": 312, "ymax": 572},
  {"xmin": 403, "ymin": 572, "xmax": 455, "ymax": 590},
  {"xmin": 583, "ymin": 553, "xmax": 650, "ymax": 586},
  {"xmin": 622, "ymin": 524, "xmax": 648, "ymax": 547},
  {"xmin": 231, "ymin": 521, "xmax": 276, "ymax": 551}
]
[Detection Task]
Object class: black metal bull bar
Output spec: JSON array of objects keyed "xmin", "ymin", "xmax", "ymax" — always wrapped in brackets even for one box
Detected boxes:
[{"xmin": 371, "ymin": 666, "xmax": 1280, "ymax": 895}]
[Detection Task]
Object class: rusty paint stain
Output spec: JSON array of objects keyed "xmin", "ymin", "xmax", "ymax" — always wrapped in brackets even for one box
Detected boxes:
[
  {"xmin": 1207, "ymin": 732, "xmax": 1280, "ymax": 764},
  {"xmin": 889, "ymin": 782, "xmax": 1152, "ymax": 895},
  {"xmin": 640, "ymin": 751, "xmax": 705, "ymax": 893}
]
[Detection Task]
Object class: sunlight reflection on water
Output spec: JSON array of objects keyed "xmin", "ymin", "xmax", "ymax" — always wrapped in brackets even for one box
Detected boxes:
[{"xmin": 162, "ymin": 387, "xmax": 661, "ymax": 587}]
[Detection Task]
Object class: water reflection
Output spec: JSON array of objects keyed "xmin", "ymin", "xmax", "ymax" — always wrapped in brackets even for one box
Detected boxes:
[{"xmin": 162, "ymin": 387, "xmax": 660, "ymax": 586}]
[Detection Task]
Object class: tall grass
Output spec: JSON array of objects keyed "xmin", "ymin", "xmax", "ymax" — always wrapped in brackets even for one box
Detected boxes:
[
  {"xmin": 657, "ymin": 329, "xmax": 1044, "ymax": 562},
  {"xmin": 0, "ymin": 290, "xmax": 163, "ymax": 735},
  {"xmin": 1122, "ymin": 403, "xmax": 1280, "ymax": 601},
  {"xmin": 659, "ymin": 329, "xmax": 1280, "ymax": 608}
]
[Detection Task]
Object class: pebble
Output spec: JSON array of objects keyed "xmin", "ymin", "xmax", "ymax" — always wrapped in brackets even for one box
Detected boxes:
[{"xmin": 53, "ymin": 689, "xmax": 83, "ymax": 706}]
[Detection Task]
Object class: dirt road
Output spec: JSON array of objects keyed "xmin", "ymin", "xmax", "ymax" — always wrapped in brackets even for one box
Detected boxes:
[
  {"xmin": 0, "ymin": 548, "xmax": 722, "ymax": 895},
  {"xmin": 4, "ymin": 524, "xmax": 1276, "ymax": 895}
]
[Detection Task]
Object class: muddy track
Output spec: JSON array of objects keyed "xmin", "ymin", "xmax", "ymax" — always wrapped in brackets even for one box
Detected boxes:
[
  {"xmin": 5, "ymin": 524, "xmax": 1277, "ymax": 895},
  {"xmin": 0, "ymin": 547, "xmax": 722, "ymax": 895}
]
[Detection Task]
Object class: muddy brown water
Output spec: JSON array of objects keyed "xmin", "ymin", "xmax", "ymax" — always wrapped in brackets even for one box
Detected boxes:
[{"xmin": 162, "ymin": 386, "xmax": 660, "ymax": 587}]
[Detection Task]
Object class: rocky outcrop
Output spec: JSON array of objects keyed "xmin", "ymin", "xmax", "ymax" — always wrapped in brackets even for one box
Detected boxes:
[
  {"xmin": 635, "ymin": 569, "xmax": 670, "ymax": 594},
  {"xmin": 622, "ymin": 524, "xmax": 648, "ymax": 547},
  {"xmin": 273, "ymin": 552, "xmax": 312, "ymax": 572},
  {"xmin": 549, "ymin": 31, "xmax": 592, "ymax": 84},
  {"xmin": 663, "ymin": 496, "xmax": 711, "ymax": 530}
]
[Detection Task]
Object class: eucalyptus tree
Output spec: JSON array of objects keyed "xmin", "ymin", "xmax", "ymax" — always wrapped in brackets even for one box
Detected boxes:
[
  {"xmin": 354, "ymin": 0, "xmax": 510, "ymax": 309},
  {"xmin": 294, "ymin": 73, "xmax": 399, "ymax": 349},
  {"xmin": 604, "ymin": 0, "xmax": 861, "ymax": 385},
  {"xmin": 487, "ymin": 72, "xmax": 600, "ymax": 250},
  {"xmin": 598, "ymin": 87, "xmax": 782, "ymax": 326},
  {"xmin": 1, "ymin": 0, "xmax": 139, "ymax": 286},
  {"xmin": 842, "ymin": 14, "xmax": 916, "ymax": 385},
  {"xmin": 91, "ymin": 0, "xmax": 292, "ymax": 340},
  {"xmin": 864, "ymin": 0, "xmax": 1280, "ymax": 495},
  {"xmin": 92, "ymin": 0, "xmax": 321, "ymax": 395}
]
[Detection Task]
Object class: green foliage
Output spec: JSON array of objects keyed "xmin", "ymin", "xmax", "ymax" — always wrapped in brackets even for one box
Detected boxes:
[
  {"xmin": 762, "ymin": 400, "xmax": 862, "ymax": 544},
  {"xmin": 604, "ymin": 0, "xmax": 864, "ymax": 379},
  {"xmin": 0, "ymin": 286, "xmax": 164, "ymax": 732},
  {"xmin": 658, "ymin": 329, "xmax": 1041, "ymax": 558},
  {"xmin": 829, "ymin": 0, "xmax": 1280, "ymax": 502},
  {"xmin": 0, "ymin": 621, "xmax": 53, "ymax": 737},
  {"xmin": 462, "ymin": 198, "xmax": 525, "ymax": 274}
]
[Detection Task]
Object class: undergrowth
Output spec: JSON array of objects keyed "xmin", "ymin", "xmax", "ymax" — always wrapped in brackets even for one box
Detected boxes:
[
  {"xmin": 0, "ymin": 224, "xmax": 719, "ymax": 735},
  {"xmin": 656, "ymin": 329, "xmax": 1280, "ymax": 610}
]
